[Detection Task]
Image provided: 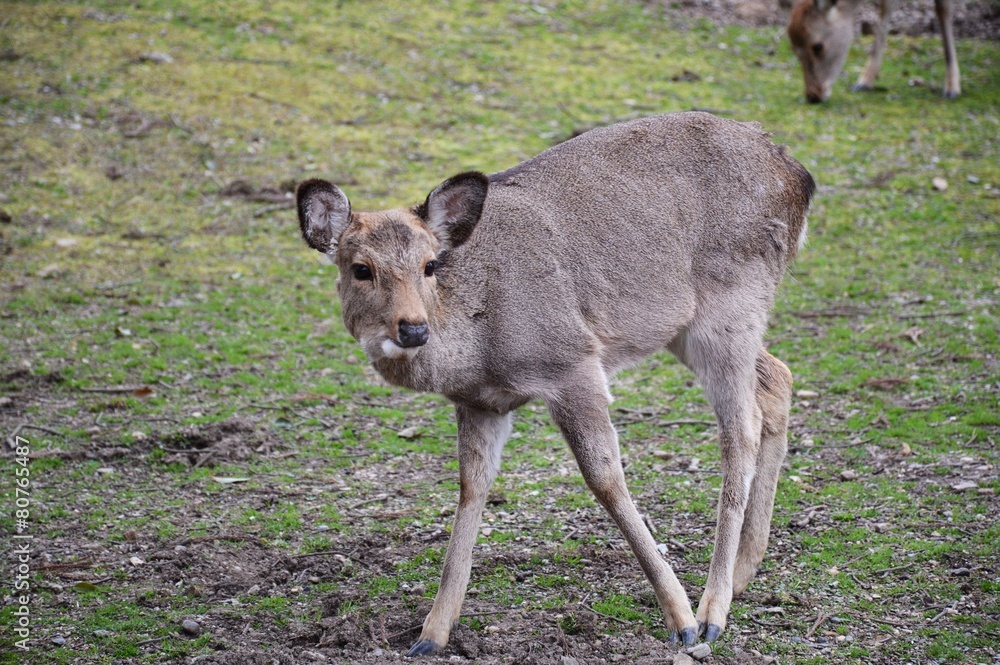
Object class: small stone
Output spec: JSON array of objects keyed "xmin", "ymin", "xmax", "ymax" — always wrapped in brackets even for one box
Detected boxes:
[
  {"xmin": 840, "ymin": 469, "xmax": 858, "ymax": 481},
  {"xmin": 932, "ymin": 177, "xmax": 948, "ymax": 191},
  {"xmin": 182, "ymin": 619, "xmax": 201, "ymax": 636},
  {"xmin": 673, "ymin": 653, "xmax": 697, "ymax": 665},
  {"xmin": 139, "ymin": 51, "xmax": 174, "ymax": 64},
  {"xmin": 874, "ymin": 522, "xmax": 891, "ymax": 533},
  {"xmin": 93, "ymin": 629, "xmax": 112, "ymax": 637},
  {"xmin": 899, "ymin": 442, "xmax": 912, "ymax": 456},
  {"xmin": 796, "ymin": 389, "xmax": 820, "ymax": 399},
  {"xmin": 652, "ymin": 450, "xmax": 675, "ymax": 459},
  {"xmin": 37, "ymin": 263, "xmax": 62, "ymax": 278},
  {"xmin": 52, "ymin": 636, "xmax": 66, "ymax": 646},
  {"xmin": 562, "ymin": 657, "xmax": 580, "ymax": 665},
  {"xmin": 967, "ymin": 174, "xmax": 980, "ymax": 184},
  {"xmin": 300, "ymin": 650, "xmax": 326, "ymax": 662},
  {"xmin": 684, "ymin": 642, "xmax": 712, "ymax": 660},
  {"xmin": 951, "ymin": 480, "xmax": 978, "ymax": 491}
]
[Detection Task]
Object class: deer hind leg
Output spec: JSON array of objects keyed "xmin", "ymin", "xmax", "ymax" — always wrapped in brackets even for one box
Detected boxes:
[
  {"xmin": 732, "ymin": 350, "xmax": 791, "ymax": 595},
  {"xmin": 855, "ymin": 0, "xmax": 895, "ymax": 91},
  {"xmin": 668, "ymin": 310, "xmax": 767, "ymax": 642},
  {"xmin": 935, "ymin": 0, "xmax": 961, "ymax": 98},
  {"xmin": 547, "ymin": 365, "xmax": 699, "ymax": 645}
]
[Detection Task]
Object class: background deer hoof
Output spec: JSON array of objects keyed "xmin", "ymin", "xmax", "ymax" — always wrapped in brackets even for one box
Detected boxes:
[
  {"xmin": 406, "ymin": 639, "xmax": 441, "ymax": 657},
  {"xmin": 704, "ymin": 623, "xmax": 723, "ymax": 642},
  {"xmin": 851, "ymin": 83, "xmax": 874, "ymax": 92}
]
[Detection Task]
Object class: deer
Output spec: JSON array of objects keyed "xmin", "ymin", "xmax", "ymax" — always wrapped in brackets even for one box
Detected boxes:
[
  {"xmin": 296, "ymin": 111, "xmax": 815, "ymax": 655},
  {"xmin": 787, "ymin": 0, "xmax": 961, "ymax": 103}
]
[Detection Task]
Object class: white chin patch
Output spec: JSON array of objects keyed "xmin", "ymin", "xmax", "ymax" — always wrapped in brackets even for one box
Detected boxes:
[{"xmin": 380, "ymin": 338, "xmax": 419, "ymax": 361}]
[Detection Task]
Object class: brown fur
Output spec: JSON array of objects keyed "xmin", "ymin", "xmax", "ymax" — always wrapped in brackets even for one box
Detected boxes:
[
  {"xmin": 788, "ymin": 0, "xmax": 961, "ymax": 102},
  {"xmin": 297, "ymin": 112, "xmax": 814, "ymax": 654}
]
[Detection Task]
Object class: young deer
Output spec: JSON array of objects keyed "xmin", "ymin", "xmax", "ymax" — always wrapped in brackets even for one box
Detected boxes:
[
  {"xmin": 788, "ymin": 0, "xmax": 961, "ymax": 102},
  {"xmin": 297, "ymin": 112, "xmax": 814, "ymax": 654}
]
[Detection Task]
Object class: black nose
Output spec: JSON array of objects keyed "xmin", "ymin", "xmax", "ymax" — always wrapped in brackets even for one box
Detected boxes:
[{"xmin": 397, "ymin": 321, "xmax": 429, "ymax": 348}]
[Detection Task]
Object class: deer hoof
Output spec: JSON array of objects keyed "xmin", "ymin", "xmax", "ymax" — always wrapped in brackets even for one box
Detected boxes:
[
  {"xmin": 851, "ymin": 83, "xmax": 873, "ymax": 92},
  {"xmin": 943, "ymin": 90, "xmax": 960, "ymax": 100},
  {"xmin": 406, "ymin": 639, "xmax": 441, "ymax": 657},
  {"xmin": 704, "ymin": 623, "xmax": 723, "ymax": 642},
  {"xmin": 680, "ymin": 625, "xmax": 698, "ymax": 646}
]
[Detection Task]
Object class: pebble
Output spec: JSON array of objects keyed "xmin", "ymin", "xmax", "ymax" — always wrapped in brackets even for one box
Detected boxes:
[
  {"xmin": 181, "ymin": 619, "xmax": 201, "ymax": 636},
  {"xmin": 796, "ymin": 389, "xmax": 820, "ymax": 399},
  {"xmin": 840, "ymin": 469, "xmax": 858, "ymax": 481},
  {"xmin": 932, "ymin": 177, "xmax": 948, "ymax": 191},
  {"xmin": 300, "ymin": 650, "xmax": 326, "ymax": 662},
  {"xmin": 52, "ymin": 636, "xmax": 66, "ymax": 646},
  {"xmin": 673, "ymin": 653, "xmax": 697, "ymax": 665},
  {"xmin": 562, "ymin": 657, "xmax": 580, "ymax": 665},
  {"xmin": 684, "ymin": 642, "xmax": 712, "ymax": 660}
]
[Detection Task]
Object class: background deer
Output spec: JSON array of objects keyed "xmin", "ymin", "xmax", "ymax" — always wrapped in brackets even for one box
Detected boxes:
[
  {"xmin": 788, "ymin": 0, "xmax": 961, "ymax": 102},
  {"xmin": 297, "ymin": 112, "xmax": 815, "ymax": 655}
]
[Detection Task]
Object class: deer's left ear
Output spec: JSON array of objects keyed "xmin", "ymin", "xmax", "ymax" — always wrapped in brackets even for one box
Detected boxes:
[{"xmin": 418, "ymin": 172, "xmax": 488, "ymax": 250}]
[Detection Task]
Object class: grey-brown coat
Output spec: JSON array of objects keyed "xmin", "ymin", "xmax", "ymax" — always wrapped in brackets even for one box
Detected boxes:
[{"xmin": 297, "ymin": 111, "xmax": 814, "ymax": 654}]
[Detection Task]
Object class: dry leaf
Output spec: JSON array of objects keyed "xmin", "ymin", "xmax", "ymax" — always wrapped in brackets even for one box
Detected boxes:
[
  {"xmin": 133, "ymin": 386, "xmax": 155, "ymax": 398},
  {"xmin": 900, "ymin": 327, "xmax": 924, "ymax": 345}
]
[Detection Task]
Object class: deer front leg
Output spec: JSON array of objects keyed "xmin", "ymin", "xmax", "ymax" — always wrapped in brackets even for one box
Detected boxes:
[
  {"xmin": 407, "ymin": 406, "xmax": 511, "ymax": 656},
  {"xmin": 854, "ymin": 0, "xmax": 895, "ymax": 91},
  {"xmin": 935, "ymin": 0, "xmax": 961, "ymax": 98},
  {"xmin": 547, "ymin": 368, "xmax": 699, "ymax": 646}
]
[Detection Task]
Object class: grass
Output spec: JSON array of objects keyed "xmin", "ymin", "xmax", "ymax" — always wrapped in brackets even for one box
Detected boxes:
[{"xmin": 1, "ymin": 0, "xmax": 998, "ymax": 663}]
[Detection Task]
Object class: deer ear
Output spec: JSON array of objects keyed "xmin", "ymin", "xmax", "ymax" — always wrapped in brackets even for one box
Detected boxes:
[
  {"xmin": 419, "ymin": 172, "xmax": 488, "ymax": 250},
  {"xmin": 297, "ymin": 179, "xmax": 351, "ymax": 253}
]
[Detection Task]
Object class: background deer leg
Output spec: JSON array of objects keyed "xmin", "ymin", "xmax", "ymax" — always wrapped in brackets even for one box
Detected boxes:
[
  {"xmin": 732, "ymin": 350, "xmax": 792, "ymax": 595},
  {"xmin": 547, "ymin": 366, "xmax": 699, "ymax": 645},
  {"xmin": 935, "ymin": 0, "xmax": 961, "ymax": 98},
  {"xmin": 407, "ymin": 407, "xmax": 511, "ymax": 656},
  {"xmin": 855, "ymin": 0, "xmax": 895, "ymax": 91}
]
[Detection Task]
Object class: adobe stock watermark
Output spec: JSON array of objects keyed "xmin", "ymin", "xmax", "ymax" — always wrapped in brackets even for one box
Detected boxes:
[{"xmin": 10, "ymin": 435, "xmax": 32, "ymax": 652}]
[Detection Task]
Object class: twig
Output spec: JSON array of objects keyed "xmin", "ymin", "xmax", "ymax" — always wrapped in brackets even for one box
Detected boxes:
[
  {"xmin": 20, "ymin": 424, "xmax": 62, "ymax": 437},
  {"xmin": 805, "ymin": 612, "xmax": 829, "ymax": 638},
  {"xmin": 584, "ymin": 604, "xmax": 631, "ymax": 625},
  {"xmin": 5, "ymin": 423, "xmax": 24, "ymax": 449},
  {"xmin": 78, "ymin": 386, "xmax": 148, "ymax": 394},
  {"xmin": 873, "ymin": 561, "xmax": 915, "ymax": 576},
  {"xmin": 897, "ymin": 310, "xmax": 967, "ymax": 320},
  {"xmin": 929, "ymin": 603, "xmax": 957, "ymax": 623},
  {"xmin": 845, "ymin": 610, "xmax": 908, "ymax": 627},
  {"xmin": 193, "ymin": 450, "xmax": 216, "ymax": 469},
  {"xmin": 252, "ymin": 201, "xmax": 295, "ymax": 217},
  {"xmin": 384, "ymin": 623, "xmax": 422, "ymax": 642},
  {"xmin": 350, "ymin": 495, "xmax": 389, "ymax": 510}
]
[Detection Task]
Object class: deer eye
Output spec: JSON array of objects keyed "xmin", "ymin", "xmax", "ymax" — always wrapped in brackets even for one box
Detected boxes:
[
  {"xmin": 424, "ymin": 260, "xmax": 437, "ymax": 277},
  {"xmin": 351, "ymin": 264, "xmax": 373, "ymax": 281},
  {"xmin": 812, "ymin": 43, "xmax": 824, "ymax": 56}
]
